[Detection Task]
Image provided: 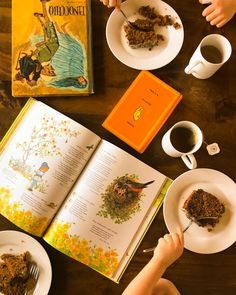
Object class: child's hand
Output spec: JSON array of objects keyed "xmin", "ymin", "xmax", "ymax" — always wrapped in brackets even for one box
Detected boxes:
[
  {"xmin": 199, "ymin": 0, "xmax": 236, "ymax": 27},
  {"xmin": 100, "ymin": 0, "xmax": 122, "ymax": 8},
  {"xmin": 153, "ymin": 230, "xmax": 184, "ymax": 269}
]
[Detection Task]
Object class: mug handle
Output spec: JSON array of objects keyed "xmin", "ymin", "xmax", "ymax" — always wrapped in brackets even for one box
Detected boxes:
[
  {"xmin": 185, "ymin": 60, "xmax": 202, "ymax": 74},
  {"xmin": 181, "ymin": 154, "xmax": 197, "ymax": 169}
]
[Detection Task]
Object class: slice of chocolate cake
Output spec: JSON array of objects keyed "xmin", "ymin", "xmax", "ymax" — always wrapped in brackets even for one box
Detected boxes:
[
  {"xmin": 124, "ymin": 23, "xmax": 164, "ymax": 50},
  {"xmin": 0, "ymin": 252, "xmax": 31, "ymax": 295},
  {"xmin": 138, "ymin": 5, "xmax": 158, "ymax": 20},
  {"xmin": 183, "ymin": 189, "xmax": 225, "ymax": 231}
]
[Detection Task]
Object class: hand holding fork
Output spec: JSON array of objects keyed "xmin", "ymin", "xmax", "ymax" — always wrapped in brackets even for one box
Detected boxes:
[{"xmin": 143, "ymin": 216, "xmax": 217, "ymax": 253}]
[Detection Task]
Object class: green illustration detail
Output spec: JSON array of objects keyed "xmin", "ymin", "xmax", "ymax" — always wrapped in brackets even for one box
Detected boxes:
[{"xmin": 97, "ymin": 174, "xmax": 155, "ymax": 224}]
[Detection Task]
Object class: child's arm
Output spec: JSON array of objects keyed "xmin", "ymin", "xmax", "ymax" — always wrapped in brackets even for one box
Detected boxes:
[
  {"xmin": 200, "ymin": 0, "xmax": 236, "ymax": 27},
  {"xmin": 122, "ymin": 231, "xmax": 184, "ymax": 295},
  {"xmin": 99, "ymin": 0, "xmax": 122, "ymax": 8}
]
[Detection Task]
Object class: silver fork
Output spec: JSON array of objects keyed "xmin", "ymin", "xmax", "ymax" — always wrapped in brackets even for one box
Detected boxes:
[
  {"xmin": 118, "ymin": 8, "xmax": 145, "ymax": 31},
  {"xmin": 182, "ymin": 216, "xmax": 218, "ymax": 233},
  {"xmin": 143, "ymin": 216, "xmax": 218, "ymax": 253},
  {"xmin": 25, "ymin": 261, "xmax": 40, "ymax": 295}
]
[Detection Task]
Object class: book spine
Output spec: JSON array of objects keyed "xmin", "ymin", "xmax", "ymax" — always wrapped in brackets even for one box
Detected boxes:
[
  {"xmin": 87, "ymin": 0, "xmax": 94, "ymax": 94},
  {"xmin": 0, "ymin": 97, "xmax": 35, "ymax": 154}
]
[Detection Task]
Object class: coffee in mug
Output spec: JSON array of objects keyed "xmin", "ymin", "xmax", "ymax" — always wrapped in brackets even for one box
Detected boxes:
[
  {"xmin": 200, "ymin": 45, "xmax": 223, "ymax": 64},
  {"xmin": 184, "ymin": 34, "xmax": 232, "ymax": 79},
  {"xmin": 161, "ymin": 121, "xmax": 203, "ymax": 169},
  {"xmin": 170, "ymin": 126, "xmax": 197, "ymax": 153}
]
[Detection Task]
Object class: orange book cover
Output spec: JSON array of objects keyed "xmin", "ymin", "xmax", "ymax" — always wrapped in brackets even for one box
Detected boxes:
[{"xmin": 102, "ymin": 70, "xmax": 182, "ymax": 153}]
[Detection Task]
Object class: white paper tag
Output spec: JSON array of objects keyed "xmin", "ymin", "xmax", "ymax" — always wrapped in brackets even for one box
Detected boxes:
[{"xmin": 206, "ymin": 143, "xmax": 220, "ymax": 155}]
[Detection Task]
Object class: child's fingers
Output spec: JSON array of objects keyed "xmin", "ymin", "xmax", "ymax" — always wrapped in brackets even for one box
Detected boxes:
[
  {"xmin": 116, "ymin": 0, "xmax": 122, "ymax": 8},
  {"xmin": 216, "ymin": 18, "xmax": 228, "ymax": 28},
  {"xmin": 163, "ymin": 234, "xmax": 172, "ymax": 243},
  {"xmin": 171, "ymin": 232, "xmax": 184, "ymax": 248},
  {"xmin": 210, "ymin": 15, "xmax": 225, "ymax": 26},
  {"xmin": 101, "ymin": 0, "xmax": 107, "ymax": 5},
  {"xmin": 158, "ymin": 237, "xmax": 167, "ymax": 247},
  {"xmin": 176, "ymin": 228, "xmax": 184, "ymax": 245},
  {"xmin": 108, "ymin": 0, "xmax": 116, "ymax": 7},
  {"xmin": 202, "ymin": 4, "xmax": 215, "ymax": 17},
  {"xmin": 200, "ymin": 0, "xmax": 212, "ymax": 4},
  {"xmin": 205, "ymin": 10, "xmax": 220, "ymax": 22}
]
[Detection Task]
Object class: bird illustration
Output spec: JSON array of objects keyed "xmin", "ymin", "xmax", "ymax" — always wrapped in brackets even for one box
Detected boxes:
[
  {"xmin": 86, "ymin": 144, "xmax": 94, "ymax": 151},
  {"xmin": 125, "ymin": 179, "xmax": 155, "ymax": 193},
  {"xmin": 112, "ymin": 177, "xmax": 155, "ymax": 206},
  {"xmin": 46, "ymin": 202, "xmax": 57, "ymax": 209}
]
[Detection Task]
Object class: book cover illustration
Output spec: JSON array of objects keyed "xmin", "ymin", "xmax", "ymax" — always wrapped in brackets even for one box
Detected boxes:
[
  {"xmin": 12, "ymin": 0, "xmax": 93, "ymax": 96},
  {"xmin": 103, "ymin": 70, "xmax": 183, "ymax": 153}
]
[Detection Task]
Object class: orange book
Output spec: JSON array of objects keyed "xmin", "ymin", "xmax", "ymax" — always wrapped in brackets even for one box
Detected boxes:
[{"xmin": 102, "ymin": 71, "xmax": 182, "ymax": 153}]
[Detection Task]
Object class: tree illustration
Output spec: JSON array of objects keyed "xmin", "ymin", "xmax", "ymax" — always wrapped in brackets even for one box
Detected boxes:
[{"xmin": 16, "ymin": 115, "xmax": 80, "ymax": 165}]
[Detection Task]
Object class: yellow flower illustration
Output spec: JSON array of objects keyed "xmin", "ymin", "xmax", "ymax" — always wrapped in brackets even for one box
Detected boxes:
[
  {"xmin": 44, "ymin": 220, "xmax": 119, "ymax": 277},
  {"xmin": 0, "ymin": 186, "xmax": 49, "ymax": 236}
]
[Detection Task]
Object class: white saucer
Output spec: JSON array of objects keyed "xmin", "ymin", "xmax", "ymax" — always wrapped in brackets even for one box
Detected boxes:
[
  {"xmin": 106, "ymin": 0, "xmax": 184, "ymax": 70},
  {"xmin": 0, "ymin": 230, "xmax": 52, "ymax": 295},
  {"xmin": 163, "ymin": 169, "xmax": 236, "ymax": 254}
]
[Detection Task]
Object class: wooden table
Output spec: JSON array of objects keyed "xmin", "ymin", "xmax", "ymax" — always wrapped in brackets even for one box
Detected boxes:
[{"xmin": 0, "ymin": 1, "xmax": 236, "ymax": 294}]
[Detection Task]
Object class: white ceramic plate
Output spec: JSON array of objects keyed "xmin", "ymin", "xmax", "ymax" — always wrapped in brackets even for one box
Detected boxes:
[
  {"xmin": 0, "ymin": 230, "xmax": 52, "ymax": 295},
  {"xmin": 106, "ymin": 0, "xmax": 184, "ymax": 70},
  {"xmin": 163, "ymin": 169, "xmax": 236, "ymax": 254}
]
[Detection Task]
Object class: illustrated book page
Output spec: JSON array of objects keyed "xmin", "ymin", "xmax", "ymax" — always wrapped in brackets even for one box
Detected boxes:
[
  {"xmin": 0, "ymin": 98, "xmax": 101, "ymax": 236},
  {"xmin": 43, "ymin": 140, "xmax": 169, "ymax": 282},
  {"xmin": 12, "ymin": 0, "xmax": 93, "ymax": 97},
  {"xmin": 103, "ymin": 70, "xmax": 182, "ymax": 153}
]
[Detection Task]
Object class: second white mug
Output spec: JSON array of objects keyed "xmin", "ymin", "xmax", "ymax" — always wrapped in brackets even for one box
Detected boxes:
[
  {"xmin": 184, "ymin": 34, "xmax": 232, "ymax": 79},
  {"xmin": 161, "ymin": 121, "xmax": 203, "ymax": 169}
]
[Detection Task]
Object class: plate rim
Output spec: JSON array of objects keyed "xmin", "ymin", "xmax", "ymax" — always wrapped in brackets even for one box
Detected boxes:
[
  {"xmin": 163, "ymin": 168, "xmax": 236, "ymax": 254},
  {"xmin": 106, "ymin": 0, "xmax": 184, "ymax": 70},
  {"xmin": 0, "ymin": 230, "xmax": 52, "ymax": 295}
]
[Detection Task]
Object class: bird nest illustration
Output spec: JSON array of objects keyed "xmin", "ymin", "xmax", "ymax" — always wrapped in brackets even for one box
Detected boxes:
[{"xmin": 97, "ymin": 174, "xmax": 154, "ymax": 224}]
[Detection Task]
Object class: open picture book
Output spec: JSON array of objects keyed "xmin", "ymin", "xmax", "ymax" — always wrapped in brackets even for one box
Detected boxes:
[{"xmin": 0, "ymin": 98, "xmax": 171, "ymax": 282}]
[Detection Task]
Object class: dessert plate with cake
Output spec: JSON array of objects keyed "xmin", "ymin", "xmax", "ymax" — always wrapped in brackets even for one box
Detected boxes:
[
  {"xmin": 163, "ymin": 169, "xmax": 236, "ymax": 254},
  {"xmin": 106, "ymin": 0, "xmax": 184, "ymax": 70},
  {"xmin": 0, "ymin": 230, "xmax": 52, "ymax": 295}
]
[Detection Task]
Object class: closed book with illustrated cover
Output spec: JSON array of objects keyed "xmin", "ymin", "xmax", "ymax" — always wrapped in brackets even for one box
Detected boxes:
[
  {"xmin": 102, "ymin": 70, "xmax": 183, "ymax": 153},
  {"xmin": 12, "ymin": 0, "xmax": 93, "ymax": 97}
]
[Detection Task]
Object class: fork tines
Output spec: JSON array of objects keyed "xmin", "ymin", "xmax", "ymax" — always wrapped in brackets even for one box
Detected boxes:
[{"xmin": 25, "ymin": 262, "xmax": 40, "ymax": 295}]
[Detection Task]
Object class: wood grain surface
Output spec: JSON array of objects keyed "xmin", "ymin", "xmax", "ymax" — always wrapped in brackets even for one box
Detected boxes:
[{"xmin": 0, "ymin": 1, "xmax": 236, "ymax": 294}]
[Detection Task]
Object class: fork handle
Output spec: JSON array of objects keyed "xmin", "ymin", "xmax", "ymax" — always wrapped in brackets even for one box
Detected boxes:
[
  {"xmin": 119, "ymin": 8, "xmax": 127, "ymax": 20},
  {"xmin": 182, "ymin": 220, "xmax": 193, "ymax": 233},
  {"xmin": 143, "ymin": 224, "xmax": 191, "ymax": 253},
  {"xmin": 143, "ymin": 246, "xmax": 156, "ymax": 253}
]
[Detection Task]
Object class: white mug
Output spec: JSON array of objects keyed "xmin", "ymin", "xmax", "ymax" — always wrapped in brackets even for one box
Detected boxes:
[
  {"xmin": 161, "ymin": 121, "xmax": 203, "ymax": 169},
  {"xmin": 184, "ymin": 34, "xmax": 232, "ymax": 79}
]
